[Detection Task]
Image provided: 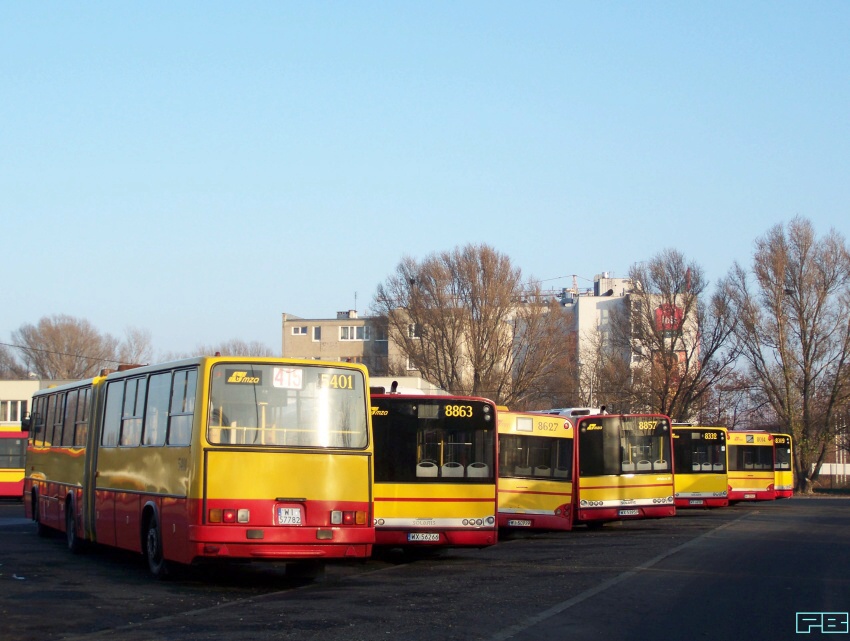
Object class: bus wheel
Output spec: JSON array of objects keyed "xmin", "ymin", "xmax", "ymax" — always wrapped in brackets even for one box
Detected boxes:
[
  {"xmin": 144, "ymin": 514, "xmax": 170, "ymax": 579},
  {"xmin": 65, "ymin": 503, "xmax": 83, "ymax": 554},
  {"xmin": 33, "ymin": 493, "xmax": 49, "ymax": 538}
]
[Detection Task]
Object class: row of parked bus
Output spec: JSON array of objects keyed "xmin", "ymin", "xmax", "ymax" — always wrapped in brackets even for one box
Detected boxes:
[{"xmin": 11, "ymin": 356, "xmax": 793, "ymax": 578}]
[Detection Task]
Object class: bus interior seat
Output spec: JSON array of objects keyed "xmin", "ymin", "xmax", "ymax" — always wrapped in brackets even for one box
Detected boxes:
[
  {"xmin": 701, "ymin": 462, "xmax": 712, "ymax": 471},
  {"xmin": 622, "ymin": 461, "xmax": 635, "ymax": 472},
  {"xmin": 416, "ymin": 461, "xmax": 438, "ymax": 477},
  {"xmin": 441, "ymin": 461, "xmax": 464, "ymax": 477},
  {"xmin": 713, "ymin": 463, "xmax": 724, "ymax": 471},
  {"xmin": 653, "ymin": 459, "xmax": 668, "ymax": 470},
  {"xmin": 533, "ymin": 465, "xmax": 551, "ymax": 477},
  {"xmin": 692, "ymin": 462, "xmax": 701, "ymax": 471},
  {"xmin": 637, "ymin": 460, "xmax": 652, "ymax": 471},
  {"xmin": 553, "ymin": 467, "xmax": 570, "ymax": 478},
  {"xmin": 514, "ymin": 465, "xmax": 532, "ymax": 476},
  {"xmin": 467, "ymin": 462, "xmax": 489, "ymax": 477}
]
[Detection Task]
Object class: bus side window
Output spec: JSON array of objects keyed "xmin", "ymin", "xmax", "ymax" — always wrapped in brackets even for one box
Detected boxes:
[
  {"xmin": 120, "ymin": 378, "xmax": 146, "ymax": 447},
  {"xmin": 62, "ymin": 390, "xmax": 79, "ymax": 447},
  {"xmin": 168, "ymin": 369, "xmax": 197, "ymax": 446},
  {"xmin": 74, "ymin": 387, "xmax": 90, "ymax": 447},
  {"xmin": 143, "ymin": 373, "xmax": 171, "ymax": 447},
  {"xmin": 31, "ymin": 397, "xmax": 46, "ymax": 445},
  {"xmin": 102, "ymin": 382, "xmax": 123, "ymax": 447}
]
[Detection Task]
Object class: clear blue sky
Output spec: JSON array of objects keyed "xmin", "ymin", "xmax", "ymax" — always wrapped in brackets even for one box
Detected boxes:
[{"xmin": 3, "ymin": 2, "xmax": 848, "ymax": 358}]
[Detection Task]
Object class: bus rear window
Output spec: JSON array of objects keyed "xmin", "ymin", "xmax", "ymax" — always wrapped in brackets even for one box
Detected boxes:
[
  {"xmin": 207, "ymin": 364, "xmax": 367, "ymax": 449},
  {"xmin": 0, "ymin": 436, "xmax": 26, "ymax": 469}
]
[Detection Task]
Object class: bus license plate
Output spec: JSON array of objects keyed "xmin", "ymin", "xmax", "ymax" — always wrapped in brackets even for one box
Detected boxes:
[
  {"xmin": 276, "ymin": 507, "xmax": 303, "ymax": 526},
  {"xmin": 408, "ymin": 532, "xmax": 440, "ymax": 542},
  {"xmin": 689, "ymin": 499, "xmax": 705, "ymax": 505},
  {"xmin": 507, "ymin": 519, "xmax": 533, "ymax": 527},
  {"xmin": 744, "ymin": 494, "xmax": 756, "ymax": 499},
  {"xmin": 619, "ymin": 509, "xmax": 640, "ymax": 516}
]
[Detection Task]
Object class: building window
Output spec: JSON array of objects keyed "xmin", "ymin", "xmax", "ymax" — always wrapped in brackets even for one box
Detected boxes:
[
  {"xmin": 292, "ymin": 326, "xmax": 308, "ymax": 336},
  {"xmin": 408, "ymin": 324, "xmax": 421, "ymax": 339},
  {"xmin": 1, "ymin": 400, "xmax": 28, "ymax": 423},
  {"xmin": 312, "ymin": 326, "xmax": 321, "ymax": 341},
  {"xmin": 340, "ymin": 326, "xmax": 370, "ymax": 341},
  {"xmin": 406, "ymin": 357, "xmax": 418, "ymax": 371}
]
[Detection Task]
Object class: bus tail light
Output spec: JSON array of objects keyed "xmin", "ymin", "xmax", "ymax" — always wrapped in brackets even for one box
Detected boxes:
[
  {"xmin": 209, "ymin": 508, "xmax": 250, "ymax": 523},
  {"xmin": 331, "ymin": 510, "xmax": 367, "ymax": 525}
]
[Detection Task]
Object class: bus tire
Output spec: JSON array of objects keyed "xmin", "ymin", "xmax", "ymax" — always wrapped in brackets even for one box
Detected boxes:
[
  {"xmin": 144, "ymin": 514, "xmax": 170, "ymax": 579},
  {"xmin": 65, "ymin": 501, "xmax": 84, "ymax": 554},
  {"xmin": 33, "ymin": 492, "xmax": 49, "ymax": 538}
]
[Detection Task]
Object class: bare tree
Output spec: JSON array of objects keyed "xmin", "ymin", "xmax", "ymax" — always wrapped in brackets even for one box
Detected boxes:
[
  {"xmin": 728, "ymin": 217, "xmax": 850, "ymax": 492},
  {"xmin": 11, "ymin": 315, "xmax": 121, "ymax": 379},
  {"xmin": 0, "ymin": 344, "xmax": 28, "ymax": 379},
  {"xmin": 117, "ymin": 327, "xmax": 155, "ymax": 365},
  {"xmin": 194, "ymin": 339, "xmax": 277, "ymax": 357},
  {"xmin": 371, "ymin": 244, "xmax": 572, "ymax": 406},
  {"xmin": 607, "ymin": 250, "xmax": 739, "ymax": 420}
]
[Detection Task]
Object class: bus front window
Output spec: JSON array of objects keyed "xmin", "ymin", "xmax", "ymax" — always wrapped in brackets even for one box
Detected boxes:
[
  {"xmin": 619, "ymin": 417, "xmax": 671, "ymax": 473},
  {"xmin": 775, "ymin": 445, "xmax": 792, "ymax": 470},
  {"xmin": 371, "ymin": 399, "xmax": 496, "ymax": 483}
]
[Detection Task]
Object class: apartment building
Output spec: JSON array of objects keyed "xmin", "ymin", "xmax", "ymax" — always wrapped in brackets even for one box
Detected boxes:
[{"xmin": 281, "ymin": 310, "xmax": 390, "ymax": 375}]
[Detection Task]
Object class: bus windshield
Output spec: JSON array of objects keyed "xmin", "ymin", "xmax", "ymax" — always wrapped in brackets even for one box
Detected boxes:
[
  {"xmin": 579, "ymin": 415, "xmax": 671, "ymax": 476},
  {"xmin": 207, "ymin": 363, "xmax": 368, "ymax": 449},
  {"xmin": 371, "ymin": 398, "xmax": 495, "ymax": 482}
]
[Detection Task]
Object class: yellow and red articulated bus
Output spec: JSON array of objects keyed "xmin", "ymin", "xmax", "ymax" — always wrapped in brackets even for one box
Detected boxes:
[
  {"xmin": 23, "ymin": 357, "xmax": 374, "ymax": 577},
  {"xmin": 727, "ymin": 430, "xmax": 777, "ymax": 502},
  {"xmin": 497, "ymin": 410, "xmax": 574, "ymax": 530},
  {"xmin": 0, "ymin": 426, "xmax": 27, "ymax": 499},
  {"xmin": 573, "ymin": 413, "xmax": 676, "ymax": 525},
  {"xmin": 672, "ymin": 425, "xmax": 729, "ymax": 508},
  {"xmin": 772, "ymin": 433, "xmax": 795, "ymax": 498},
  {"xmin": 369, "ymin": 393, "xmax": 498, "ymax": 550}
]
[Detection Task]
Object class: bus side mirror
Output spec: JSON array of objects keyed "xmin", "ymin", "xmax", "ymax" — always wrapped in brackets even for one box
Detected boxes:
[{"xmin": 21, "ymin": 416, "xmax": 31, "ymax": 432}]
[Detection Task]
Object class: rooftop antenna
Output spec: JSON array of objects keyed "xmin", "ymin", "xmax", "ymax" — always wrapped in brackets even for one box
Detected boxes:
[{"xmin": 354, "ymin": 291, "xmax": 357, "ymax": 313}]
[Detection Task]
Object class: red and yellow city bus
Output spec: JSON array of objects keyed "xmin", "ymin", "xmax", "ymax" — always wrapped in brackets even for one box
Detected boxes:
[
  {"xmin": 773, "ymin": 433, "xmax": 795, "ymax": 498},
  {"xmin": 573, "ymin": 413, "xmax": 676, "ymax": 525},
  {"xmin": 369, "ymin": 393, "xmax": 498, "ymax": 549},
  {"xmin": 727, "ymin": 430, "xmax": 777, "ymax": 502},
  {"xmin": 23, "ymin": 356, "xmax": 374, "ymax": 576},
  {"xmin": 497, "ymin": 410, "xmax": 574, "ymax": 530},
  {"xmin": 0, "ymin": 426, "xmax": 27, "ymax": 499},
  {"xmin": 672, "ymin": 425, "xmax": 729, "ymax": 508}
]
